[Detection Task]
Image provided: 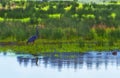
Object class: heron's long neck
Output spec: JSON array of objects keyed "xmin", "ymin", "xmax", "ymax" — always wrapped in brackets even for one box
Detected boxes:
[{"xmin": 36, "ymin": 27, "xmax": 39, "ymax": 37}]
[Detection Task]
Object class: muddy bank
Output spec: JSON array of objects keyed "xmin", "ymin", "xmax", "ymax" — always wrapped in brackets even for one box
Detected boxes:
[{"xmin": 0, "ymin": 42, "xmax": 25, "ymax": 46}]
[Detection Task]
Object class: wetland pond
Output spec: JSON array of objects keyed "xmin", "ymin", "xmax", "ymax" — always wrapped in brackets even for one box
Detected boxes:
[{"xmin": 0, "ymin": 51, "xmax": 120, "ymax": 78}]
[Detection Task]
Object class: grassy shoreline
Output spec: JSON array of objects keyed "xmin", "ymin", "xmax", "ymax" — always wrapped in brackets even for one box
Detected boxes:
[{"xmin": 0, "ymin": 39, "xmax": 120, "ymax": 54}]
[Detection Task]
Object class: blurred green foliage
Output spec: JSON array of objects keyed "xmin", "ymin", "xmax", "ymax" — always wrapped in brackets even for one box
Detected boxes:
[{"xmin": 0, "ymin": 1, "xmax": 120, "ymax": 43}]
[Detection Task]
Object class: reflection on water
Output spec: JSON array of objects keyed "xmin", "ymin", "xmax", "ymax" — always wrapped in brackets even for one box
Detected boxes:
[
  {"xmin": 1, "ymin": 51, "xmax": 120, "ymax": 78},
  {"xmin": 16, "ymin": 51, "xmax": 120, "ymax": 71}
]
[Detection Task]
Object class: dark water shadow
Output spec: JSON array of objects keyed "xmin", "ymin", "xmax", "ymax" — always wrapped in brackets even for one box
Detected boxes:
[{"xmin": 16, "ymin": 51, "xmax": 120, "ymax": 71}]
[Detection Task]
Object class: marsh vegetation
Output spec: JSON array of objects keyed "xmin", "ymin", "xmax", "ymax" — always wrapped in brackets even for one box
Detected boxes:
[{"xmin": 0, "ymin": 1, "xmax": 120, "ymax": 53}]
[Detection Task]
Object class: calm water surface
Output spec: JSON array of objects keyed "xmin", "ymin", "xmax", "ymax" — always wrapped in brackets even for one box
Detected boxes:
[{"xmin": 0, "ymin": 51, "xmax": 120, "ymax": 78}]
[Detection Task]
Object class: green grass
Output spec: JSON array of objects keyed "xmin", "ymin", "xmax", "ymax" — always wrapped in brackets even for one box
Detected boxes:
[{"xmin": 0, "ymin": 39, "xmax": 120, "ymax": 55}]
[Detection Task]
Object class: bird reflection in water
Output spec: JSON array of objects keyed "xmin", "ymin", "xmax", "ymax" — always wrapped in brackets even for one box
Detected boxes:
[
  {"xmin": 17, "ymin": 51, "xmax": 120, "ymax": 71},
  {"xmin": 31, "ymin": 56, "xmax": 39, "ymax": 66},
  {"xmin": 17, "ymin": 55, "xmax": 39, "ymax": 67}
]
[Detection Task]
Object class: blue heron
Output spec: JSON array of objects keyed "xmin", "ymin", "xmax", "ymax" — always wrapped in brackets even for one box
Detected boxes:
[{"xmin": 27, "ymin": 26, "xmax": 39, "ymax": 44}]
